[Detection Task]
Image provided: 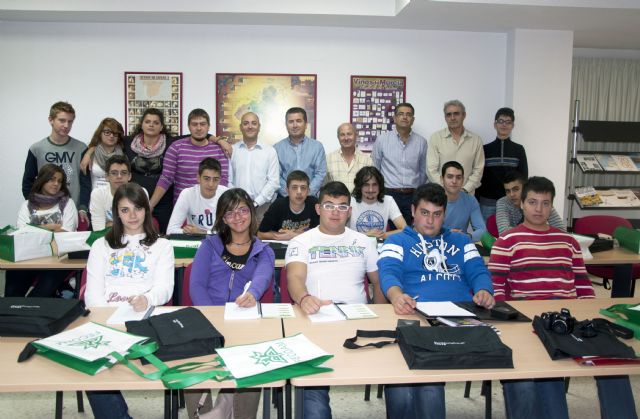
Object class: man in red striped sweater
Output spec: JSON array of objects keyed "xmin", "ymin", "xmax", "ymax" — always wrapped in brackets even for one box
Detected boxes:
[{"xmin": 488, "ymin": 176, "xmax": 636, "ymax": 419}]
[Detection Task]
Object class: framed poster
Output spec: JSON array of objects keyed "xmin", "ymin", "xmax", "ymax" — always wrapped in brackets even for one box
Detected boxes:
[
  {"xmin": 216, "ymin": 73, "xmax": 317, "ymax": 145},
  {"xmin": 350, "ymin": 75, "xmax": 406, "ymax": 152},
  {"xmin": 124, "ymin": 72, "xmax": 183, "ymax": 137}
]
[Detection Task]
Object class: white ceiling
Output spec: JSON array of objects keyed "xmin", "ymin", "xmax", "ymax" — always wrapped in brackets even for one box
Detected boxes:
[{"xmin": 2, "ymin": 0, "xmax": 640, "ymax": 50}]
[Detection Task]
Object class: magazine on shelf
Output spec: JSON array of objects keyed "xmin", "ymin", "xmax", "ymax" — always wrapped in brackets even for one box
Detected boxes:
[
  {"xmin": 594, "ymin": 154, "xmax": 638, "ymax": 171},
  {"xmin": 577, "ymin": 155, "xmax": 603, "ymax": 171}
]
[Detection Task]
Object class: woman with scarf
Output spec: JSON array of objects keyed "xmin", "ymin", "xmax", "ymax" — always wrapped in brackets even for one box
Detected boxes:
[
  {"xmin": 81, "ymin": 118, "xmax": 126, "ymax": 190},
  {"xmin": 5, "ymin": 164, "xmax": 78, "ymax": 297}
]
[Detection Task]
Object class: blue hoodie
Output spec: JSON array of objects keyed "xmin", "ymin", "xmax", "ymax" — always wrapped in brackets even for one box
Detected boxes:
[{"xmin": 378, "ymin": 226, "xmax": 492, "ymax": 302}]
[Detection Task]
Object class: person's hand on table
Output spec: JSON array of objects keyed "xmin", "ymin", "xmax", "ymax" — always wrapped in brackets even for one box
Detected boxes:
[
  {"xmin": 390, "ymin": 293, "xmax": 416, "ymax": 315},
  {"xmin": 473, "ymin": 289, "xmax": 495, "ymax": 309},
  {"xmin": 299, "ymin": 294, "xmax": 331, "ymax": 315},
  {"xmin": 235, "ymin": 292, "xmax": 257, "ymax": 307},
  {"xmin": 183, "ymin": 225, "xmax": 207, "ymax": 235},
  {"xmin": 129, "ymin": 295, "xmax": 149, "ymax": 312}
]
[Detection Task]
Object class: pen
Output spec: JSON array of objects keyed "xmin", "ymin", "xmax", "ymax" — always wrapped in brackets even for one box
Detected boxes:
[{"xmin": 240, "ymin": 281, "xmax": 252, "ymax": 298}]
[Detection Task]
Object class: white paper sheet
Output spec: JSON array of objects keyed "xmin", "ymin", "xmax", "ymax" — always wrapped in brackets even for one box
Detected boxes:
[
  {"xmin": 307, "ymin": 304, "xmax": 346, "ymax": 322},
  {"xmin": 106, "ymin": 304, "xmax": 154, "ymax": 325},
  {"xmin": 337, "ymin": 304, "xmax": 378, "ymax": 319},
  {"xmin": 415, "ymin": 301, "xmax": 476, "ymax": 317},
  {"xmin": 260, "ymin": 303, "xmax": 296, "ymax": 318},
  {"xmin": 224, "ymin": 302, "xmax": 261, "ymax": 320}
]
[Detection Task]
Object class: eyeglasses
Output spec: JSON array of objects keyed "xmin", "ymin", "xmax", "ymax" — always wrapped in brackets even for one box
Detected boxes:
[
  {"xmin": 108, "ymin": 170, "xmax": 130, "ymax": 177},
  {"xmin": 224, "ymin": 207, "xmax": 251, "ymax": 220},
  {"xmin": 102, "ymin": 130, "xmax": 118, "ymax": 137},
  {"xmin": 445, "ymin": 112, "xmax": 462, "ymax": 118},
  {"xmin": 321, "ymin": 203, "xmax": 350, "ymax": 212},
  {"xmin": 495, "ymin": 119, "xmax": 513, "ymax": 125}
]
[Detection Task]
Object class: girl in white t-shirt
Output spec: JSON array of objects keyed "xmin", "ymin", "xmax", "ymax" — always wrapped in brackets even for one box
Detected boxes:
[
  {"xmin": 5, "ymin": 164, "xmax": 78, "ymax": 297},
  {"xmin": 84, "ymin": 182, "xmax": 174, "ymax": 419},
  {"xmin": 349, "ymin": 166, "xmax": 407, "ymax": 239}
]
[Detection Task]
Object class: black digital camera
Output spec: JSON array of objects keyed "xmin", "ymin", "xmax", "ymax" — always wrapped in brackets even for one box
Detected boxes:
[{"xmin": 541, "ymin": 308, "xmax": 576, "ymax": 334}]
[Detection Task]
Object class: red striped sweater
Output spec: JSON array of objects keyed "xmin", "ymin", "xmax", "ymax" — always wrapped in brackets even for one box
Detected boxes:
[{"xmin": 488, "ymin": 224, "xmax": 595, "ymax": 301}]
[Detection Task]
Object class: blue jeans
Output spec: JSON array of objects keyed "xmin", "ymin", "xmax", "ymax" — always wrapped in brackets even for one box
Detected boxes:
[
  {"xmin": 86, "ymin": 391, "xmax": 132, "ymax": 419},
  {"xmin": 384, "ymin": 383, "xmax": 445, "ymax": 419},
  {"xmin": 478, "ymin": 197, "xmax": 497, "ymax": 221},
  {"xmin": 387, "ymin": 191, "xmax": 414, "ymax": 227},
  {"xmin": 502, "ymin": 378, "xmax": 569, "ymax": 419},
  {"xmin": 303, "ymin": 386, "xmax": 331, "ymax": 419},
  {"xmin": 595, "ymin": 375, "xmax": 638, "ymax": 419}
]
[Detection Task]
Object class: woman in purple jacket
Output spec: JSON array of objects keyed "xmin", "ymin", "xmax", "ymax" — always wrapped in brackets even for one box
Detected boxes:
[{"xmin": 189, "ymin": 188, "xmax": 274, "ymax": 418}]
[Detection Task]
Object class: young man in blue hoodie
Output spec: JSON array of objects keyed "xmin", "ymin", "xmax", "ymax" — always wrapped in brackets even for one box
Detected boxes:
[{"xmin": 378, "ymin": 182, "xmax": 495, "ymax": 419}]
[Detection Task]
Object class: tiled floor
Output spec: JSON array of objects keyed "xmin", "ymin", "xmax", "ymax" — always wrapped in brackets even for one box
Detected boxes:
[{"xmin": 0, "ymin": 272, "xmax": 638, "ymax": 418}]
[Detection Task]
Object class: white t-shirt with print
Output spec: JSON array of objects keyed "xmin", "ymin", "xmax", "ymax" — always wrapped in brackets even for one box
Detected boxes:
[
  {"xmin": 285, "ymin": 227, "xmax": 378, "ymax": 304},
  {"xmin": 166, "ymin": 184, "xmax": 229, "ymax": 234},
  {"xmin": 348, "ymin": 195, "xmax": 402, "ymax": 233}
]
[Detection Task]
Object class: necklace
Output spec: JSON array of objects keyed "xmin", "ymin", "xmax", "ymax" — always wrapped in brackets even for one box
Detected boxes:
[{"xmin": 230, "ymin": 239, "xmax": 252, "ymax": 246}]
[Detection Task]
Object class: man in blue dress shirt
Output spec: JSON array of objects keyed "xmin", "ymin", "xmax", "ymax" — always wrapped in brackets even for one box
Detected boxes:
[{"xmin": 274, "ymin": 107, "xmax": 326, "ymax": 197}]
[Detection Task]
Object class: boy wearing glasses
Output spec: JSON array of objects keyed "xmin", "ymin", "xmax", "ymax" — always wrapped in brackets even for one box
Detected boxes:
[
  {"xmin": 489, "ymin": 177, "xmax": 635, "ymax": 419},
  {"xmin": 378, "ymin": 183, "xmax": 494, "ymax": 419},
  {"xmin": 166, "ymin": 157, "xmax": 228, "ymax": 235},
  {"xmin": 89, "ymin": 155, "xmax": 133, "ymax": 230},
  {"xmin": 427, "ymin": 100, "xmax": 484, "ymax": 195},
  {"xmin": 476, "ymin": 107, "xmax": 528, "ymax": 220},
  {"xmin": 286, "ymin": 181, "xmax": 384, "ymax": 419}
]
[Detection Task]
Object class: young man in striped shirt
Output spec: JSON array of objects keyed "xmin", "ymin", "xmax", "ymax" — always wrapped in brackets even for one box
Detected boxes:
[{"xmin": 489, "ymin": 176, "xmax": 636, "ymax": 419}]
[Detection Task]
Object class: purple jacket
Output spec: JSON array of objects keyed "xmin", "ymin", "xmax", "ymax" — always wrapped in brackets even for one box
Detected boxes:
[{"xmin": 189, "ymin": 234, "xmax": 275, "ymax": 306}]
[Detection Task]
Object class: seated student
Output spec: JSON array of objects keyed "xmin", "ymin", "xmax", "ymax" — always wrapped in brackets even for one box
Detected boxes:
[
  {"xmin": 84, "ymin": 182, "xmax": 174, "ymax": 419},
  {"xmin": 378, "ymin": 183, "xmax": 494, "ymax": 419},
  {"xmin": 495, "ymin": 170, "xmax": 564, "ymax": 236},
  {"xmin": 441, "ymin": 161, "xmax": 486, "ymax": 241},
  {"xmin": 286, "ymin": 181, "xmax": 384, "ymax": 419},
  {"xmin": 166, "ymin": 157, "xmax": 228, "ymax": 235},
  {"xmin": 348, "ymin": 166, "xmax": 407, "ymax": 239},
  {"xmin": 190, "ymin": 188, "xmax": 275, "ymax": 419},
  {"xmin": 489, "ymin": 176, "xmax": 636, "ymax": 419},
  {"xmin": 89, "ymin": 155, "xmax": 132, "ymax": 231},
  {"xmin": 258, "ymin": 170, "xmax": 319, "ymax": 241},
  {"xmin": 5, "ymin": 164, "xmax": 79, "ymax": 297}
]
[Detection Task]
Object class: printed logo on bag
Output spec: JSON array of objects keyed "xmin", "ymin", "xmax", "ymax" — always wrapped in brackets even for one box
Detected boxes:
[
  {"xmin": 433, "ymin": 341, "xmax": 466, "ymax": 346},
  {"xmin": 172, "ymin": 319, "xmax": 185, "ymax": 328},
  {"xmin": 250, "ymin": 346, "xmax": 288, "ymax": 366},
  {"xmin": 59, "ymin": 332, "xmax": 111, "ymax": 350},
  {"xmin": 10, "ymin": 305, "xmax": 40, "ymax": 309}
]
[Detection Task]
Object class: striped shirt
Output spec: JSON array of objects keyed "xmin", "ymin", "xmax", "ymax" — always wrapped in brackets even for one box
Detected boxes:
[
  {"xmin": 488, "ymin": 224, "xmax": 595, "ymax": 301},
  {"xmin": 325, "ymin": 148, "xmax": 372, "ymax": 192},
  {"xmin": 371, "ymin": 127, "xmax": 427, "ymax": 189},
  {"xmin": 156, "ymin": 138, "xmax": 229, "ymax": 203}
]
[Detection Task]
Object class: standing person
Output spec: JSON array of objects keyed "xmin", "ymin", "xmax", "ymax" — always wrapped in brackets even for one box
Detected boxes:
[
  {"xmin": 286, "ymin": 181, "xmax": 384, "ymax": 419},
  {"xmin": 489, "ymin": 176, "xmax": 636, "ymax": 419},
  {"xmin": 495, "ymin": 171, "xmax": 565, "ymax": 236},
  {"xmin": 325, "ymin": 122, "xmax": 372, "ymax": 192},
  {"xmin": 166, "ymin": 157, "xmax": 228, "ymax": 235},
  {"xmin": 348, "ymin": 166, "xmax": 406, "ymax": 239},
  {"xmin": 82, "ymin": 118, "xmax": 126, "ymax": 190},
  {"xmin": 274, "ymin": 107, "xmax": 326, "ymax": 198},
  {"xmin": 22, "ymin": 101, "xmax": 90, "ymax": 224},
  {"xmin": 427, "ymin": 100, "xmax": 484, "ymax": 195},
  {"xmin": 476, "ymin": 107, "xmax": 528, "ymax": 220},
  {"xmin": 124, "ymin": 108, "xmax": 176, "ymax": 232},
  {"xmin": 189, "ymin": 188, "xmax": 275, "ymax": 419},
  {"xmin": 149, "ymin": 108, "xmax": 230, "ymax": 212},
  {"xmin": 258, "ymin": 171, "xmax": 319, "ymax": 241},
  {"xmin": 84, "ymin": 182, "xmax": 174, "ymax": 419},
  {"xmin": 441, "ymin": 161, "xmax": 486, "ymax": 241},
  {"xmin": 89, "ymin": 155, "xmax": 133, "ymax": 231},
  {"xmin": 5, "ymin": 164, "xmax": 79, "ymax": 297},
  {"xmin": 372, "ymin": 102, "xmax": 427, "ymax": 226},
  {"xmin": 228, "ymin": 112, "xmax": 279, "ymax": 223},
  {"xmin": 378, "ymin": 183, "xmax": 494, "ymax": 419}
]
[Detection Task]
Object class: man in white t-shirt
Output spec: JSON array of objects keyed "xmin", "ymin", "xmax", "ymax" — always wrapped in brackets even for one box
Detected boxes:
[
  {"xmin": 166, "ymin": 157, "xmax": 228, "ymax": 234},
  {"xmin": 348, "ymin": 166, "xmax": 407, "ymax": 240},
  {"xmin": 89, "ymin": 155, "xmax": 132, "ymax": 231},
  {"xmin": 285, "ymin": 181, "xmax": 385, "ymax": 419}
]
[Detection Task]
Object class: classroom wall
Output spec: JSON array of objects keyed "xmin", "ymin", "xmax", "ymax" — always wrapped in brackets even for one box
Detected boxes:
[{"xmin": 0, "ymin": 21, "xmax": 575, "ymax": 227}]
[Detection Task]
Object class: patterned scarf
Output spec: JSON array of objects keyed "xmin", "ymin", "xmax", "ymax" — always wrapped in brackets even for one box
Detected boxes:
[
  {"xmin": 130, "ymin": 133, "xmax": 166, "ymax": 158},
  {"xmin": 28, "ymin": 191, "xmax": 69, "ymax": 215}
]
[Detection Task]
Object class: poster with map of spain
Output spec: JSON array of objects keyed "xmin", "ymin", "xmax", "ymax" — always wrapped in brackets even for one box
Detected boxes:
[
  {"xmin": 216, "ymin": 73, "xmax": 317, "ymax": 145},
  {"xmin": 124, "ymin": 72, "xmax": 183, "ymax": 136}
]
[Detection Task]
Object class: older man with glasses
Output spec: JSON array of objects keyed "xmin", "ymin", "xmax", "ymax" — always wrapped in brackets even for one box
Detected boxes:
[
  {"xmin": 475, "ymin": 107, "xmax": 528, "ymax": 220},
  {"xmin": 285, "ymin": 181, "xmax": 385, "ymax": 419},
  {"xmin": 427, "ymin": 99, "xmax": 485, "ymax": 196}
]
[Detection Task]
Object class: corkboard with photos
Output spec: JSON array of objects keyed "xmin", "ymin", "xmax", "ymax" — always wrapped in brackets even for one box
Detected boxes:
[{"xmin": 124, "ymin": 72, "xmax": 183, "ymax": 137}]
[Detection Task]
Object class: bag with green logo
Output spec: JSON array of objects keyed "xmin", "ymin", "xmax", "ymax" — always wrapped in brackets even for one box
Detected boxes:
[
  {"xmin": 600, "ymin": 303, "xmax": 640, "ymax": 339},
  {"xmin": 613, "ymin": 226, "xmax": 640, "ymax": 254},
  {"xmin": 0, "ymin": 225, "xmax": 53, "ymax": 262}
]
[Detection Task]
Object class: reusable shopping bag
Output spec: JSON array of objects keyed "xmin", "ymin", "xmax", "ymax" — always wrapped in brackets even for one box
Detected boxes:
[{"xmin": 0, "ymin": 225, "xmax": 53, "ymax": 262}]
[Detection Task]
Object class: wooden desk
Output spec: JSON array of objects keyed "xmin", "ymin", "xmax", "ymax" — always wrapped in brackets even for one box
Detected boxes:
[
  {"xmin": 0, "ymin": 255, "xmax": 87, "ymax": 270},
  {"xmin": 283, "ymin": 300, "xmax": 640, "ymax": 417},
  {"xmin": 585, "ymin": 248, "xmax": 640, "ymax": 297}
]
